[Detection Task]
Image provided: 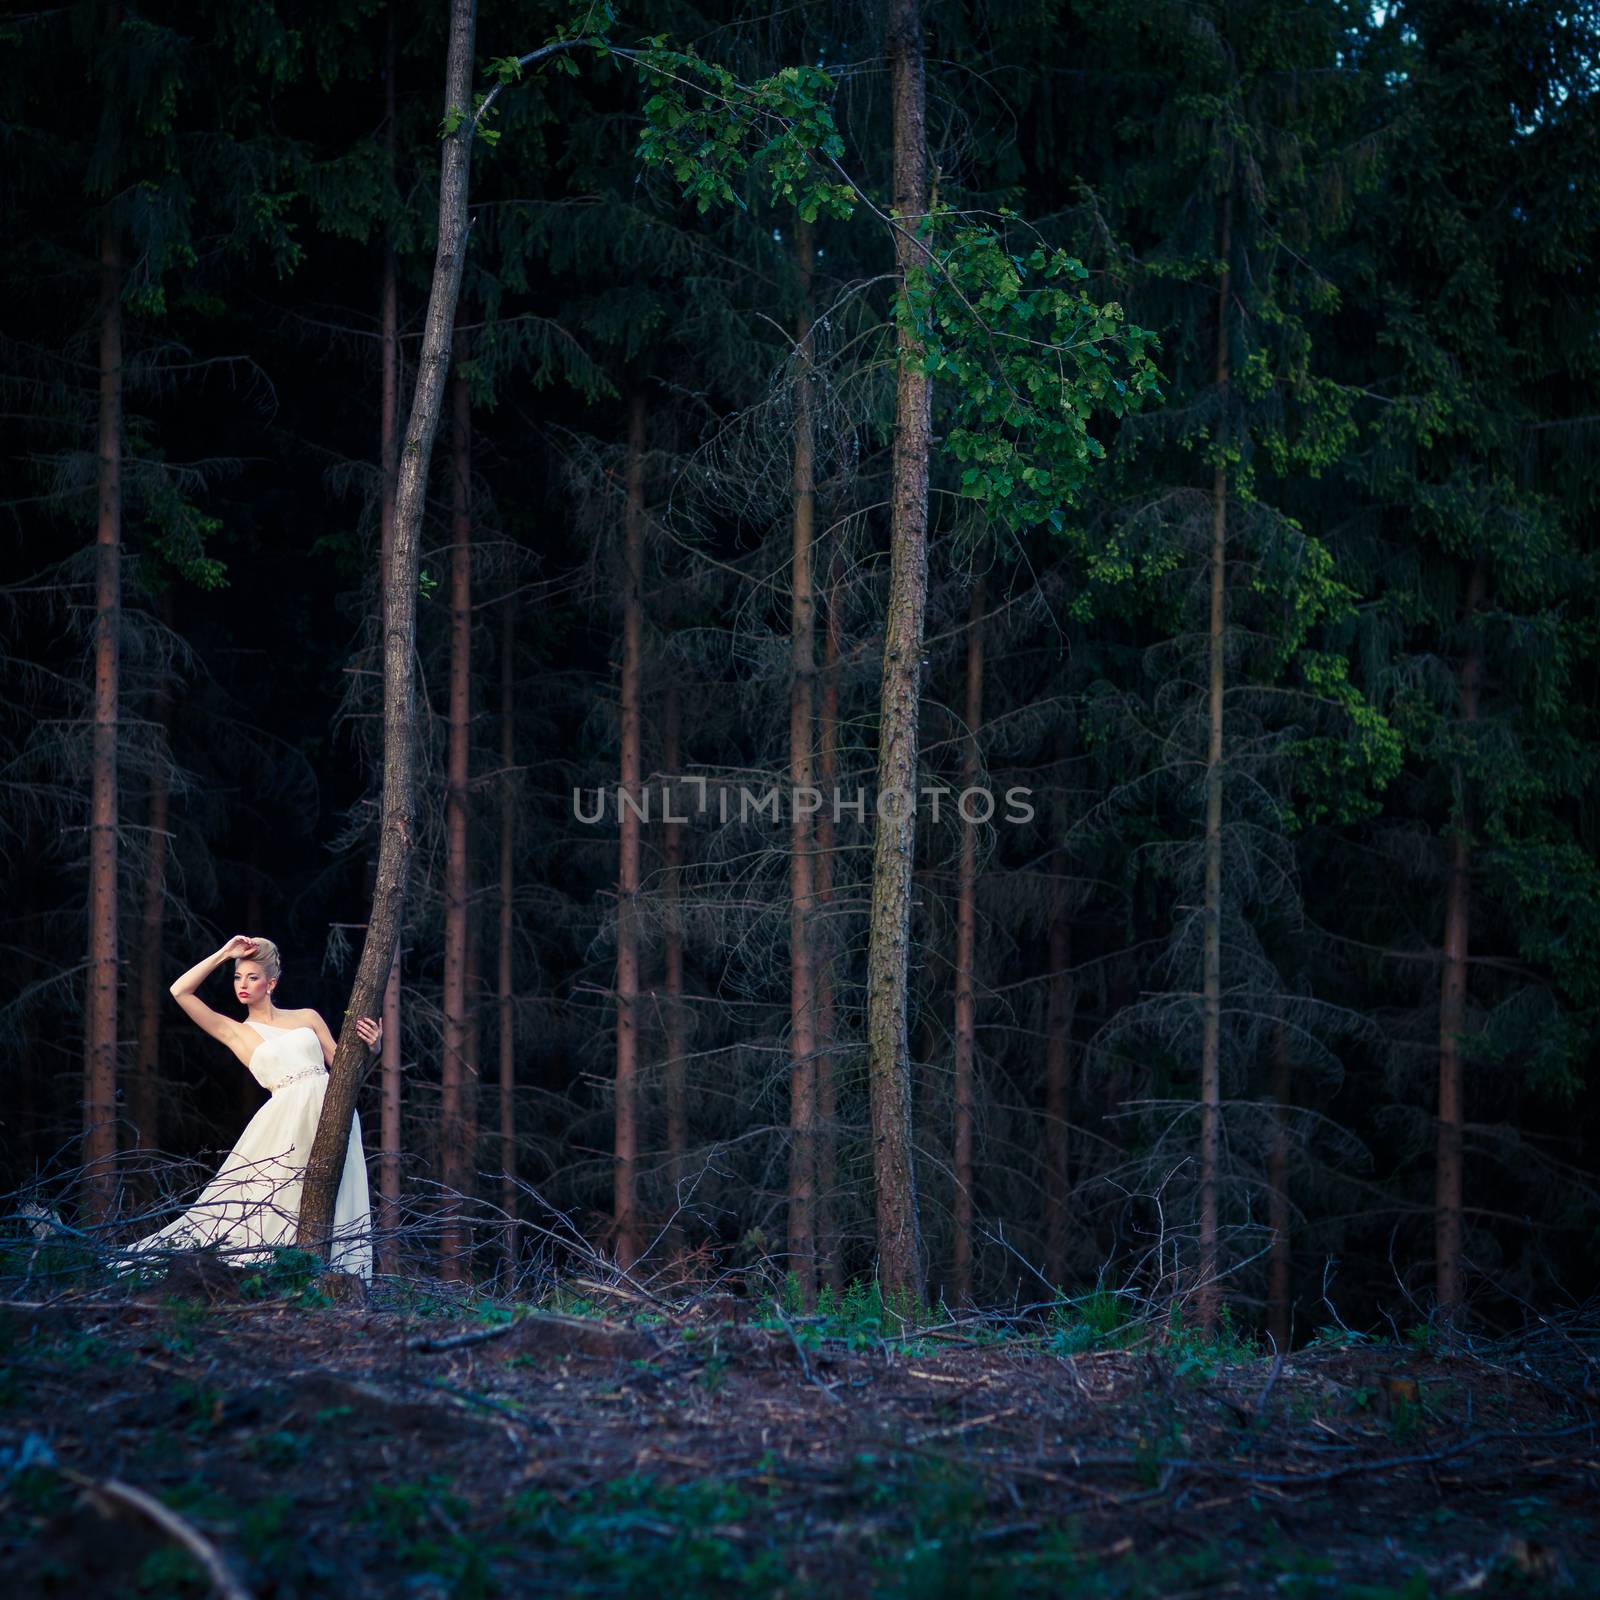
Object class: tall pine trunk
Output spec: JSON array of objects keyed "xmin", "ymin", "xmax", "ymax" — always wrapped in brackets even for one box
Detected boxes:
[
  {"xmin": 662, "ymin": 683, "xmax": 689, "ymax": 1258},
  {"xmin": 84, "ymin": 209, "xmax": 122, "ymax": 1224},
  {"xmin": 132, "ymin": 593, "xmax": 172, "ymax": 1177},
  {"xmin": 498, "ymin": 596, "xmax": 517, "ymax": 1273},
  {"xmin": 866, "ymin": 0, "xmax": 931, "ymax": 1310},
  {"xmin": 1268, "ymin": 1020, "xmax": 1292, "ymax": 1350},
  {"xmin": 1436, "ymin": 560, "xmax": 1484, "ymax": 1320},
  {"xmin": 950, "ymin": 581, "xmax": 984, "ymax": 1304},
  {"xmin": 298, "ymin": 0, "xmax": 478, "ymax": 1256},
  {"xmin": 613, "ymin": 391, "xmax": 646, "ymax": 1270},
  {"xmin": 1042, "ymin": 730, "xmax": 1074, "ymax": 1289},
  {"xmin": 1197, "ymin": 190, "xmax": 1233, "ymax": 1335},
  {"xmin": 464, "ymin": 902, "xmax": 481, "ymax": 1220},
  {"xmin": 786, "ymin": 217, "xmax": 819, "ymax": 1308},
  {"xmin": 814, "ymin": 554, "xmax": 843, "ymax": 1293},
  {"xmin": 440, "ymin": 344, "xmax": 474, "ymax": 1279}
]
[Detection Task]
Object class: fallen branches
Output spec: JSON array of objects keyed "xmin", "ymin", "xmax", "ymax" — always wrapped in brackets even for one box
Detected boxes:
[{"xmin": 59, "ymin": 1468, "xmax": 255, "ymax": 1600}]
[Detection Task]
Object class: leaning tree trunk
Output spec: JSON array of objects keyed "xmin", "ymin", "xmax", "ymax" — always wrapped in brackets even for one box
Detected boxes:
[
  {"xmin": 1042, "ymin": 724, "xmax": 1075, "ymax": 1289},
  {"xmin": 865, "ymin": 0, "xmax": 932, "ymax": 1311},
  {"xmin": 814, "ymin": 553, "xmax": 843, "ymax": 1293},
  {"xmin": 439, "ymin": 340, "xmax": 474, "ymax": 1280},
  {"xmin": 1267, "ymin": 1019, "xmax": 1292, "ymax": 1351},
  {"xmin": 950, "ymin": 580, "xmax": 984, "ymax": 1305},
  {"xmin": 297, "ymin": 0, "xmax": 479, "ymax": 1257},
  {"xmin": 1436, "ymin": 559, "xmax": 1484, "ymax": 1322},
  {"xmin": 132, "ymin": 592, "xmax": 173, "ymax": 1178},
  {"xmin": 498, "ymin": 595, "xmax": 518, "ymax": 1274},
  {"xmin": 661, "ymin": 683, "xmax": 689, "ymax": 1258},
  {"xmin": 613, "ymin": 390, "xmax": 647, "ymax": 1270},
  {"xmin": 374, "ymin": 20, "xmax": 404, "ymax": 1276},
  {"xmin": 1197, "ymin": 188, "xmax": 1233, "ymax": 1336},
  {"xmin": 84, "ymin": 208, "xmax": 122, "ymax": 1226},
  {"xmin": 378, "ymin": 946, "xmax": 402, "ymax": 1272},
  {"xmin": 786, "ymin": 216, "xmax": 820, "ymax": 1309}
]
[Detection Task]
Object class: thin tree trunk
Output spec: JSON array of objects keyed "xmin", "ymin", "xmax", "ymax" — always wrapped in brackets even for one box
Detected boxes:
[
  {"xmin": 1197, "ymin": 188, "xmax": 1233, "ymax": 1335},
  {"xmin": 786, "ymin": 217, "xmax": 819, "ymax": 1309},
  {"xmin": 1042, "ymin": 730, "xmax": 1074, "ymax": 1289},
  {"xmin": 84, "ymin": 205, "xmax": 122, "ymax": 1224},
  {"xmin": 373, "ymin": 14, "xmax": 404, "ymax": 1278},
  {"xmin": 1436, "ymin": 559, "xmax": 1484, "ymax": 1321},
  {"xmin": 1268, "ymin": 1020, "xmax": 1292, "ymax": 1350},
  {"xmin": 298, "ymin": 0, "xmax": 478, "ymax": 1256},
  {"xmin": 439, "ymin": 339, "xmax": 473, "ymax": 1279},
  {"xmin": 498, "ymin": 596, "xmax": 517, "ymax": 1275},
  {"xmin": 132, "ymin": 593, "xmax": 172, "ymax": 1176},
  {"xmin": 378, "ymin": 946, "xmax": 402, "ymax": 1273},
  {"xmin": 866, "ymin": 0, "xmax": 931, "ymax": 1312},
  {"xmin": 379, "ymin": 4, "xmax": 399, "ymax": 625},
  {"xmin": 374, "ymin": 15, "xmax": 403, "ymax": 1279},
  {"xmin": 464, "ymin": 897, "xmax": 481, "ymax": 1242},
  {"xmin": 814, "ymin": 553, "xmax": 843, "ymax": 1294},
  {"xmin": 661, "ymin": 683, "xmax": 688, "ymax": 1258},
  {"xmin": 950, "ymin": 581, "xmax": 984, "ymax": 1306},
  {"xmin": 614, "ymin": 391, "xmax": 646, "ymax": 1270}
]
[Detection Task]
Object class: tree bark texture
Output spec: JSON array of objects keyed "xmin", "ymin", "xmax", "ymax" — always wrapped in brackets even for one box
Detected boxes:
[
  {"xmin": 374, "ymin": 27, "xmax": 404, "ymax": 1275},
  {"xmin": 1268, "ymin": 1019, "xmax": 1292, "ymax": 1350},
  {"xmin": 865, "ymin": 0, "xmax": 932, "ymax": 1310},
  {"xmin": 1197, "ymin": 188, "xmax": 1233, "ymax": 1335},
  {"xmin": 498, "ymin": 596, "xmax": 518, "ymax": 1272},
  {"xmin": 1436, "ymin": 559, "xmax": 1484, "ymax": 1319},
  {"xmin": 613, "ymin": 390, "xmax": 646, "ymax": 1270},
  {"xmin": 950, "ymin": 580, "xmax": 984, "ymax": 1305},
  {"xmin": 814, "ymin": 553, "xmax": 843, "ymax": 1293},
  {"xmin": 297, "ymin": 0, "xmax": 478, "ymax": 1258},
  {"xmin": 662, "ymin": 683, "xmax": 689, "ymax": 1258},
  {"xmin": 84, "ymin": 209, "xmax": 122, "ymax": 1224},
  {"xmin": 132, "ymin": 592, "xmax": 172, "ymax": 1176},
  {"xmin": 1043, "ymin": 730, "xmax": 1074, "ymax": 1289},
  {"xmin": 786, "ymin": 217, "xmax": 819, "ymax": 1307},
  {"xmin": 439, "ymin": 341, "xmax": 474, "ymax": 1279}
]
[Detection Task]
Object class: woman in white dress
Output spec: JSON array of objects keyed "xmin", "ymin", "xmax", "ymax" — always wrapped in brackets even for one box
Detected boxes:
[{"xmin": 122, "ymin": 935, "xmax": 379, "ymax": 1281}]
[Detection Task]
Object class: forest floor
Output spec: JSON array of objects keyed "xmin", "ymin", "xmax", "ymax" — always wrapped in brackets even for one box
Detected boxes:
[{"xmin": 1, "ymin": 1254, "xmax": 1596, "ymax": 1599}]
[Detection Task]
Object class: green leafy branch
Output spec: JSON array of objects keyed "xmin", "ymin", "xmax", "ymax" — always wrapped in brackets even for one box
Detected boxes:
[{"xmin": 904, "ymin": 211, "xmax": 1163, "ymax": 535}]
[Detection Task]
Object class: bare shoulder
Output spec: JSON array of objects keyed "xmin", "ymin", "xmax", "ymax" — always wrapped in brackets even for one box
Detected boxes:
[{"xmin": 282, "ymin": 1006, "xmax": 329, "ymax": 1032}]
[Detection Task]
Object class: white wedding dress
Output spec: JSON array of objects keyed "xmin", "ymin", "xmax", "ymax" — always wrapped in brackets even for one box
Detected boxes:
[{"xmin": 123, "ymin": 1020, "xmax": 372, "ymax": 1281}]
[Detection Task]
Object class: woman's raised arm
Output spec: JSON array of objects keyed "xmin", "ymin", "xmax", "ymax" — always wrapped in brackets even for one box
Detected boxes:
[{"xmin": 170, "ymin": 936, "xmax": 255, "ymax": 1047}]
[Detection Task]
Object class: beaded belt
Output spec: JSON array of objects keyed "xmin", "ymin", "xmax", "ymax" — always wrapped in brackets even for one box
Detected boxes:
[{"xmin": 272, "ymin": 1067, "xmax": 328, "ymax": 1095}]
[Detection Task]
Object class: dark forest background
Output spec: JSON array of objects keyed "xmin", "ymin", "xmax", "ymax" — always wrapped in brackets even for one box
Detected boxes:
[{"xmin": 3, "ymin": 0, "xmax": 1598, "ymax": 1342}]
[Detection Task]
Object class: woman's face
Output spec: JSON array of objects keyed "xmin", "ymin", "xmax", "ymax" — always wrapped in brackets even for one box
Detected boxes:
[{"xmin": 235, "ymin": 961, "xmax": 275, "ymax": 1008}]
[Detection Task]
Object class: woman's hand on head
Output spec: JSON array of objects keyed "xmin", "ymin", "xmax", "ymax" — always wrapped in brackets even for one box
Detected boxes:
[
  {"xmin": 220, "ymin": 935, "xmax": 258, "ymax": 961},
  {"xmin": 355, "ymin": 1016, "xmax": 383, "ymax": 1053}
]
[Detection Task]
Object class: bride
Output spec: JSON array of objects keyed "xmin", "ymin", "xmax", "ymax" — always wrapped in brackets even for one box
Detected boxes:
[{"xmin": 122, "ymin": 935, "xmax": 378, "ymax": 1281}]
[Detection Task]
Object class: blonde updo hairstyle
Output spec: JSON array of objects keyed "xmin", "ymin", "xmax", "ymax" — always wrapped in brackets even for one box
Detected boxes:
[{"xmin": 236, "ymin": 937, "xmax": 282, "ymax": 986}]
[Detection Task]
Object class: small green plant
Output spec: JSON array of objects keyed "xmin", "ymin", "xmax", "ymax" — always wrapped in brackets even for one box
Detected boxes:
[
  {"xmin": 157, "ymin": 1297, "xmax": 207, "ymax": 1354},
  {"xmin": 504, "ymin": 1473, "xmax": 788, "ymax": 1596},
  {"xmin": 1306, "ymin": 1323, "xmax": 1373, "ymax": 1350},
  {"xmin": 237, "ymin": 1245, "xmax": 334, "ymax": 1307},
  {"xmin": 1388, "ymin": 1392, "xmax": 1423, "ymax": 1444},
  {"xmin": 1048, "ymin": 1284, "xmax": 1138, "ymax": 1355},
  {"xmin": 1133, "ymin": 1423, "xmax": 1183, "ymax": 1488},
  {"xmin": 1164, "ymin": 1304, "xmax": 1258, "ymax": 1381},
  {"xmin": 133, "ymin": 1545, "xmax": 206, "ymax": 1596},
  {"xmin": 756, "ymin": 1275, "xmax": 899, "ymax": 1353},
  {"xmin": 245, "ymin": 1429, "xmax": 308, "ymax": 1466}
]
